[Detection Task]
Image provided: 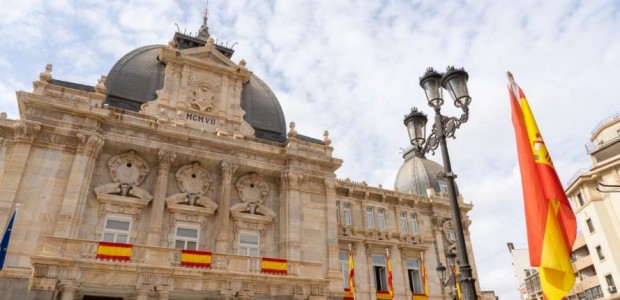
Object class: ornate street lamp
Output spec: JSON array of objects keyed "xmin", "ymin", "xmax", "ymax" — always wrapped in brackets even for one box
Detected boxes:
[
  {"xmin": 404, "ymin": 66, "xmax": 477, "ymax": 299},
  {"xmin": 436, "ymin": 250, "xmax": 457, "ymax": 285}
]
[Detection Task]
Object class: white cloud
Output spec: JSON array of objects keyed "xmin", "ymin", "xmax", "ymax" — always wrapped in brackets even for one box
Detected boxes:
[{"xmin": 2, "ymin": 1, "xmax": 619, "ymax": 299}]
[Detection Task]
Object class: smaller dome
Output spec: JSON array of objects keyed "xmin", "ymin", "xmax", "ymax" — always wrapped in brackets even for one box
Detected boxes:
[{"xmin": 394, "ymin": 150, "xmax": 456, "ymax": 196}]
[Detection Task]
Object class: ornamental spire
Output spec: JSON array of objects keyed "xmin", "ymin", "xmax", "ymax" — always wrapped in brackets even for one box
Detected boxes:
[{"xmin": 197, "ymin": 4, "xmax": 210, "ymax": 40}]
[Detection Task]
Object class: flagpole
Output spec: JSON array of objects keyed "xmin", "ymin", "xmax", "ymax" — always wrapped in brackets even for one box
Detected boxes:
[{"xmin": 348, "ymin": 243, "xmax": 355, "ymax": 300}]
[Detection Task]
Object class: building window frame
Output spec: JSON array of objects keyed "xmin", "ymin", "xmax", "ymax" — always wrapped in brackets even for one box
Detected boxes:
[
  {"xmin": 400, "ymin": 212, "xmax": 408, "ymax": 233},
  {"xmin": 174, "ymin": 223, "xmax": 200, "ymax": 250},
  {"xmin": 372, "ymin": 255, "xmax": 388, "ymax": 292},
  {"xmin": 102, "ymin": 214, "xmax": 132, "ymax": 244},
  {"xmin": 586, "ymin": 218, "xmax": 595, "ymax": 233},
  {"xmin": 237, "ymin": 230, "xmax": 260, "ymax": 257},
  {"xmin": 409, "ymin": 213, "xmax": 419, "ymax": 234},
  {"xmin": 596, "ymin": 245, "xmax": 605, "ymax": 261},
  {"xmin": 342, "ymin": 202, "xmax": 352, "ymax": 226},
  {"xmin": 366, "ymin": 207, "xmax": 375, "ymax": 228},
  {"xmin": 577, "ymin": 193, "xmax": 584, "ymax": 206},
  {"xmin": 339, "ymin": 250, "xmax": 351, "ymax": 289},
  {"xmin": 377, "ymin": 208, "xmax": 386, "ymax": 229},
  {"xmin": 407, "ymin": 258, "xmax": 423, "ymax": 293}
]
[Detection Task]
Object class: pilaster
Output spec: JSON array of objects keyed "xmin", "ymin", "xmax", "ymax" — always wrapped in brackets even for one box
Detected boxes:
[
  {"xmin": 324, "ymin": 178, "xmax": 344, "ymax": 291},
  {"xmin": 58, "ymin": 281, "xmax": 78, "ymax": 300},
  {"xmin": 0, "ymin": 121, "xmax": 40, "ymax": 223},
  {"xmin": 146, "ymin": 150, "xmax": 176, "ymax": 246},
  {"xmin": 215, "ymin": 161, "xmax": 237, "ymax": 253},
  {"xmin": 278, "ymin": 170, "xmax": 303, "ymax": 260},
  {"xmin": 55, "ymin": 131, "xmax": 104, "ymax": 238}
]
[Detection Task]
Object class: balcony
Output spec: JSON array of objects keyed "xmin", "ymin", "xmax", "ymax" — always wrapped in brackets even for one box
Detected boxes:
[
  {"xmin": 30, "ymin": 237, "xmax": 328, "ymax": 297},
  {"xmin": 572, "ymin": 255, "xmax": 594, "ymax": 271}
]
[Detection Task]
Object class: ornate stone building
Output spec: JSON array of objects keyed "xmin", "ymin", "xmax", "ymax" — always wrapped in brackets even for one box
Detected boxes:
[{"xmin": 0, "ymin": 18, "xmax": 481, "ymax": 300}]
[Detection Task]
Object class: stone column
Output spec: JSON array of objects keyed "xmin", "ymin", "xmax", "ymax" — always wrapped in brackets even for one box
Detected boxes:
[
  {"xmin": 278, "ymin": 170, "xmax": 303, "ymax": 260},
  {"xmin": 54, "ymin": 132, "xmax": 104, "ymax": 238},
  {"xmin": 58, "ymin": 281, "xmax": 78, "ymax": 300},
  {"xmin": 156, "ymin": 288, "xmax": 170, "ymax": 300},
  {"xmin": 136, "ymin": 288, "xmax": 150, "ymax": 300},
  {"xmin": 146, "ymin": 150, "xmax": 176, "ymax": 246},
  {"xmin": 215, "ymin": 161, "xmax": 237, "ymax": 253},
  {"xmin": 0, "ymin": 121, "xmax": 40, "ymax": 224},
  {"xmin": 324, "ymin": 178, "xmax": 344, "ymax": 291}
]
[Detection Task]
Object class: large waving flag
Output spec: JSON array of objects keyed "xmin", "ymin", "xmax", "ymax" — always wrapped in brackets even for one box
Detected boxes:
[
  {"xmin": 0, "ymin": 207, "xmax": 18, "ymax": 271},
  {"xmin": 347, "ymin": 244, "xmax": 356, "ymax": 300},
  {"xmin": 508, "ymin": 72, "xmax": 577, "ymax": 300},
  {"xmin": 386, "ymin": 249, "xmax": 394, "ymax": 300},
  {"xmin": 412, "ymin": 252, "xmax": 429, "ymax": 300},
  {"xmin": 454, "ymin": 265, "xmax": 462, "ymax": 300}
]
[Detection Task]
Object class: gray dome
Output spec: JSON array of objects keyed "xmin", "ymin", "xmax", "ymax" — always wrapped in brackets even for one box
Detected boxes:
[
  {"xmin": 104, "ymin": 45, "xmax": 287, "ymax": 143},
  {"xmin": 394, "ymin": 150, "xmax": 456, "ymax": 196}
]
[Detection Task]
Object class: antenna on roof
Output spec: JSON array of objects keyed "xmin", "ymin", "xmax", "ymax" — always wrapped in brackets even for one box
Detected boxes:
[{"xmin": 174, "ymin": 23, "xmax": 180, "ymax": 33}]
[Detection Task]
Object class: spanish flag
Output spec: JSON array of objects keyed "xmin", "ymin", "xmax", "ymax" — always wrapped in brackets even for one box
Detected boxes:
[
  {"xmin": 454, "ymin": 265, "xmax": 462, "ymax": 300},
  {"xmin": 96, "ymin": 241, "xmax": 132, "ymax": 261},
  {"xmin": 386, "ymin": 249, "xmax": 394, "ymax": 299},
  {"xmin": 412, "ymin": 252, "xmax": 429, "ymax": 300},
  {"xmin": 347, "ymin": 244, "xmax": 356, "ymax": 300},
  {"xmin": 261, "ymin": 257, "xmax": 288, "ymax": 275},
  {"xmin": 508, "ymin": 72, "xmax": 576, "ymax": 300},
  {"xmin": 344, "ymin": 288, "xmax": 354, "ymax": 300},
  {"xmin": 377, "ymin": 291, "xmax": 392, "ymax": 300},
  {"xmin": 180, "ymin": 249, "xmax": 212, "ymax": 268}
]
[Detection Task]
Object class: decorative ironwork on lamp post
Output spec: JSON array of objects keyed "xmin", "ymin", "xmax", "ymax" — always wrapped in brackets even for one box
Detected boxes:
[
  {"xmin": 436, "ymin": 250, "xmax": 459, "ymax": 297},
  {"xmin": 403, "ymin": 66, "xmax": 477, "ymax": 299}
]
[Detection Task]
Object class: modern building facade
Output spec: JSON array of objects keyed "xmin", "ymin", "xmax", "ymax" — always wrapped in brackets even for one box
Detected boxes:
[
  {"xmin": 0, "ymin": 17, "xmax": 482, "ymax": 300},
  {"xmin": 565, "ymin": 113, "xmax": 620, "ymax": 300}
]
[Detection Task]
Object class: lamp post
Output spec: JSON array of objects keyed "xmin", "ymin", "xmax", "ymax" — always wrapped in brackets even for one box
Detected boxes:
[
  {"xmin": 436, "ymin": 250, "xmax": 458, "ymax": 296},
  {"xmin": 403, "ymin": 66, "xmax": 477, "ymax": 299}
]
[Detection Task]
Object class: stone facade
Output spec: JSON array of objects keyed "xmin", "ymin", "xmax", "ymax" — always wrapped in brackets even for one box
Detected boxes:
[{"xmin": 0, "ymin": 29, "xmax": 481, "ymax": 300}]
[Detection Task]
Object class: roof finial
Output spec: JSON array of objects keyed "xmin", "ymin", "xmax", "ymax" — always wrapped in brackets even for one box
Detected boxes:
[{"xmin": 197, "ymin": 2, "xmax": 210, "ymax": 40}]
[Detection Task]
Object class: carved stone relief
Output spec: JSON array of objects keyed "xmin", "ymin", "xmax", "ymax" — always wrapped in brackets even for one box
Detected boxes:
[
  {"xmin": 442, "ymin": 220, "xmax": 457, "ymax": 244},
  {"xmin": 108, "ymin": 150, "xmax": 150, "ymax": 186},
  {"xmin": 235, "ymin": 173, "xmax": 269, "ymax": 205}
]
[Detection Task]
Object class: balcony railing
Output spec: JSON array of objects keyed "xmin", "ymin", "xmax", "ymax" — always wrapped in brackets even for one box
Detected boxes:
[
  {"xmin": 572, "ymin": 255, "xmax": 594, "ymax": 271},
  {"xmin": 38, "ymin": 236, "xmax": 322, "ymax": 278}
]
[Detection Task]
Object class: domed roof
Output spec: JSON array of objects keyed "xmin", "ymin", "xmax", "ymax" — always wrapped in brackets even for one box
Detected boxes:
[
  {"xmin": 104, "ymin": 45, "xmax": 287, "ymax": 143},
  {"xmin": 394, "ymin": 149, "xmax": 456, "ymax": 196}
]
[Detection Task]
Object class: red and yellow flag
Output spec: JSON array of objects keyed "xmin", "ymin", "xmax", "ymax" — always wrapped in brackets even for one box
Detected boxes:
[
  {"xmin": 454, "ymin": 265, "xmax": 462, "ymax": 300},
  {"xmin": 386, "ymin": 249, "xmax": 394, "ymax": 299},
  {"xmin": 96, "ymin": 241, "xmax": 132, "ymax": 261},
  {"xmin": 377, "ymin": 291, "xmax": 392, "ymax": 300},
  {"xmin": 180, "ymin": 249, "xmax": 212, "ymax": 268},
  {"xmin": 261, "ymin": 257, "xmax": 288, "ymax": 275},
  {"xmin": 344, "ymin": 288, "xmax": 354, "ymax": 300},
  {"xmin": 508, "ymin": 72, "xmax": 577, "ymax": 300},
  {"xmin": 347, "ymin": 244, "xmax": 356, "ymax": 300},
  {"xmin": 412, "ymin": 252, "xmax": 429, "ymax": 300}
]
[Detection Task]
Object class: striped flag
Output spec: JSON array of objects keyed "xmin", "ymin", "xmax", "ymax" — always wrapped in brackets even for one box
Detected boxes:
[
  {"xmin": 347, "ymin": 244, "xmax": 355, "ymax": 300},
  {"xmin": 261, "ymin": 257, "xmax": 288, "ymax": 275},
  {"xmin": 0, "ymin": 208, "xmax": 18, "ymax": 271},
  {"xmin": 508, "ymin": 72, "xmax": 577, "ymax": 300},
  {"xmin": 454, "ymin": 265, "xmax": 462, "ymax": 300},
  {"xmin": 413, "ymin": 252, "xmax": 429, "ymax": 300},
  {"xmin": 180, "ymin": 249, "xmax": 212, "ymax": 268},
  {"xmin": 96, "ymin": 241, "xmax": 133, "ymax": 261},
  {"xmin": 386, "ymin": 248, "xmax": 394, "ymax": 300}
]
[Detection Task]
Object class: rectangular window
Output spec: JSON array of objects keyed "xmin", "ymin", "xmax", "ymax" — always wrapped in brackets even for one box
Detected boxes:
[
  {"xmin": 400, "ymin": 212, "xmax": 408, "ymax": 233},
  {"xmin": 366, "ymin": 207, "xmax": 375, "ymax": 228},
  {"xmin": 174, "ymin": 224, "xmax": 199, "ymax": 250},
  {"xmin": 407, "ymin": 258, "xmax": 423, "ymax": 293},
  {"xmin": 372, "ymin": 255, "xmax": 388, "ymax": 291},
  {"xmin": 409, "ymin": 213, "xmax": 419, "ymax": 234},
  {"xmin": 577, "ymin": 193, "xmax": 584, "ymax": 206},
  {"xmin": 343, "ymin": 203, "xmax": 352, "ymax": 226},
  {"xmin": 439, "ymin": 181, "xmax": 449, "ymax": 193},
  {"xmin": 377, "ymin": 208, "xmax": 385, "ymax": 229},
  {"xmin": 596, "ymin": 246, "xmax": 605, "ymax": 260},
  {"xmin": 586, "ymin": 218, "xmax": 595, "ymax": 233},
  {"xmin": 336, "ymin": 201, "xmax": 341, "ymax": 224},
  {"xmin": 102, "ymin": 216, "xmax": 131, "ymax": 243},
  {"xmin": 238, "ymin": 231, "xmax": 260, "ymax": 257},
  {"xmin": 606, "ymin": 274, "xmax": 615, "ymax": 288},
  {"xmin": 339, "ymin": 251, "xmax": 350, "ymax": 289}
]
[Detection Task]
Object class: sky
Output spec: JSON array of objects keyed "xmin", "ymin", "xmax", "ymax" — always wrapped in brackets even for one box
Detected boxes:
[{"xmin": 1, "ymin": 0, "xmax": 619, "ymax": 299}]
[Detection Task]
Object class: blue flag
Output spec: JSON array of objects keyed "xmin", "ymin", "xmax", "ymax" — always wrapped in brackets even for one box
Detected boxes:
[{"xmin": 0, "ymin": 210, "xmax": 16, "ymax": 271}]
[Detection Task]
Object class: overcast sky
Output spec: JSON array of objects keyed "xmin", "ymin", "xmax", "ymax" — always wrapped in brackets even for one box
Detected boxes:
[{"xmin": 1, "ymin": 0, "xmax": 619, "ymax": 299}]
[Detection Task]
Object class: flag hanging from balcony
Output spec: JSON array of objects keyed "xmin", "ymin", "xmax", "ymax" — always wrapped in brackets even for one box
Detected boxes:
[
  {"xmin": 96, "ymin": 241, "xmax": 132, "ymax": 261},
  {"xmin": 386, "ymin": 248, "xmax": 394, "ymax": 299},
  {"xmin": 0, "ymin": 207, "xmax": 18, "ymax": 271},
  {"xmin": 346, "ymin": 244, "xmax": 356, "ymax": 300},
  {"xmin": 261, "ymin": 257, "xmax": 288, "ymax": 275},
  {"xmin": 412, "ymin": 252, "xmax": 429, "ymax": 300},
  {"xmin": 508, "ymin": 72, "xmax": 577, "ymax": 300},
  {"xmin": 376, "ymin": 291, "xmax": 392, "ymax": 300},
  {"xmin": 180, "ymin": 249, "xmax": 212, "ymax": 268}
]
